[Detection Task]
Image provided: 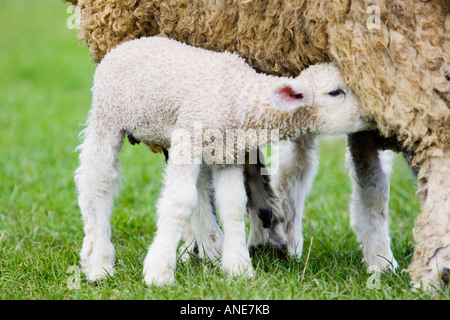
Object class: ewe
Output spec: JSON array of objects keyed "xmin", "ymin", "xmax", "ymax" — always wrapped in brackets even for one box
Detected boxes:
[{"xmin": 75, "ymin": 37, "xmax": 369, "ymax": 286}]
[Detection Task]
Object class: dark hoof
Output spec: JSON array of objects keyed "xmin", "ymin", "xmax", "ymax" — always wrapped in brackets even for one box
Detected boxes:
[
  {"xmin": 249, "ymin": 244, "xmax": 265, "ymax": 257},
  {"xmin": 249, "ymin": 238, "xmax": 289, "ymax": 260},
  {"xmin": 441, "ymin": 268, "xmax": 450, "ymax": 286},
  {"xmin": 268, "ymin": 238, "xmax": 288, "ymax": 260}
]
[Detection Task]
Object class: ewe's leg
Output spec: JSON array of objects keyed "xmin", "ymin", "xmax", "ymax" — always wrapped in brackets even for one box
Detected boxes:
[
  {"xmin": 408, "ymin": 149, "xmax": 450, "ymax": 290},
  {"xmin": 346, "ymin": 131, "xmax": 398, "ymax": 271},
  {"xmin": 180, "ymin": 166, "xmax": 223, "ymax": 262},
  {"xmin": 272, "ymin": 136, "xmax": 319, "ymax": 258},
  {"xmin": 75, "ymin": 127, "xmax": 124, "ymax": 281},
  {"xmin": 143, "ymin": 162, "xmax": 200, "ymax": 286},
  {"xmin": 213, "ymin": 166, "xmax": 254, "ymax": 278}
]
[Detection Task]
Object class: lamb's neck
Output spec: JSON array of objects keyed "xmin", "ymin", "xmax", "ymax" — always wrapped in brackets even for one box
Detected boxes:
[{"xmin": 239, "ymin": 75, "xmax": 317, "ymax": 142}]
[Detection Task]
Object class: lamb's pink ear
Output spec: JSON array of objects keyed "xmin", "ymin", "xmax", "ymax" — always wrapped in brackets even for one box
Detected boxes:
[{"xmin": 272, "ymin": 84, "xmax": 305, "ymax": 112}]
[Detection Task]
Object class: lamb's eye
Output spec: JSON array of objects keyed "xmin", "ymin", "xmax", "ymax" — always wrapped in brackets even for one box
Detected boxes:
[{"xmin": 328, "ymin": 88, "xmax": 345, "ymax": 97}]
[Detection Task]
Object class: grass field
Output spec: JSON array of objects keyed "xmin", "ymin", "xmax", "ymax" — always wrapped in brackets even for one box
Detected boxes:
[{"xmin": 0, "ymin": 0, "xmax": 448, "ymax": 300}]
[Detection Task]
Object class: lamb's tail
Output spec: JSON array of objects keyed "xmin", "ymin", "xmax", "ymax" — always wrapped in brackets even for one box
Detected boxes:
[{"xmin": 75, "ymin": 112, "xmax": 124, "ymax": 280}]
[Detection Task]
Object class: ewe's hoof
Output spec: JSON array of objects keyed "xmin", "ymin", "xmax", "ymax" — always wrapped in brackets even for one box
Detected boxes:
[{"xmin": 441, "ymin": 268, "xmax": 450, "ymax": 286}]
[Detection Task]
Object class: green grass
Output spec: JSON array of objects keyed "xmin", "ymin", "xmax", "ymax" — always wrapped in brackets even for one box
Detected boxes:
[{"xmin": 0, "ymin": 0, "xmax": 447, "ymax": 300}]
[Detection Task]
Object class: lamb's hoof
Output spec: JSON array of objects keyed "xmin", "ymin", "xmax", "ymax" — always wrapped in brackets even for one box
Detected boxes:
[
  {"xmin": 222, "ymin": 249, "xmax": 254, "ymax": 279},
  {"xmin": 364, "ymin": 253, "xmax": 398, "ymax": 273},
  {"xmin": 80, "ymin": 238, "xmax": 116, "ymax": 281},
  {"xmin": 249, "ymin": 244, "xmax": 264, "ymax": 257},
  {"xmin": 143, "ymin": 256, "xmax": 176, "ymax": 287},
  {"xmin": 84, "ymin": 265, "xmax": 115, "ymax": 282},
  {"xmin": 249, "ymin": 241, "xmax": 289, "ymax": 260},
  {"xmin": 143, "ymin": 265, "xmax": 175, "ymax": 287},
  {"xmin": 144, "ymin": 274, "xmax": 175, "ymax": 287},
  {"xmin": 269, "ymin": 237, "xmax": 288, "ymax": 259},
  {"xmin": 223, "ymin": 263, "xmax": 255, "ymax": 279}
]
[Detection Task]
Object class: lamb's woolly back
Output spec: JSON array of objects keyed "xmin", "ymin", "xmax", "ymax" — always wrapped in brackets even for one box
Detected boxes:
[{"xmin": 91, "ymin": 37, "xmax": 367, "ymax": 156}]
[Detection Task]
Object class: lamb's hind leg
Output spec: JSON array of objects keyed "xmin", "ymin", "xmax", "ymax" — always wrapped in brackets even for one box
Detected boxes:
[
  {"xmin": 75, "ymin": 125, "xmax": 124, "ymax": 281},
  {"xmin": 143, "ymin": 162, "xmax": 200, "ymax": 286},
  {"xmin": 213, "ymin": 165, "xmax": 254, "ymax": 278},
  {"xmin": 180, "ymin": 166, "xmax": 223, "ymax": 263},
  {"xmin": 346, "ymin": 131, "xmax": 398, "ymax": 272}
]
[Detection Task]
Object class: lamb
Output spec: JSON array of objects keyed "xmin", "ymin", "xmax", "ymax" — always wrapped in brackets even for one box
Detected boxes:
[
  {"xmin": 75, "ymin": 36, "xmax": 370, "ymax": 286},
  {"xmin": 65, "ymin": 0, "xmax": 450, "ymax": 290}
]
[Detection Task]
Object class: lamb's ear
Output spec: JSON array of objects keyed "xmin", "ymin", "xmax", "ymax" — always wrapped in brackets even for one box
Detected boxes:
[{"xmin": 271, "ymin": 83, "xmax": 305, "ymax": 112}]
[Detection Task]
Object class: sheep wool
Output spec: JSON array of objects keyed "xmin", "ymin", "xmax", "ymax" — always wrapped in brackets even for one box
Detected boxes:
[
  {"xmin": 66, "ymin": 0, "xmax": 450, "ymax": 290},
  {"xmin": 70, "ymin": 0, "xmax": 449, "ymax": 160},
  {"xmin": 91, "ymin": 37, "xmax": 367, "ymax": 159}
]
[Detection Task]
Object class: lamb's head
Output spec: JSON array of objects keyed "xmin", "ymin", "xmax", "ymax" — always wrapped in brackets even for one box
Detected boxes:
[{"xmin": 272, "ymin": 63, "xmax": 374, "ymax": 135}]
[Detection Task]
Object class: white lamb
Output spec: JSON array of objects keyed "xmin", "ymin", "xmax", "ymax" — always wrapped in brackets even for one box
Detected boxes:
[{"xmin": 75, "ymin": 36, "xmax": 371, "ymax": 286}]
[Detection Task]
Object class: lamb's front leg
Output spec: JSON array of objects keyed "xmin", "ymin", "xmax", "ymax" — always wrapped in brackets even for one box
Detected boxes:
[
  {"xmin": 213, "ymin": 165, "xmax": 254, "ymax": 278},
  {"xmin": 346, "ymin": 131, "xmax": 398, "ymax": 271},
  {"xmin": 143, "ymin": 162, "xmax": 200, "ymax": 286}
]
